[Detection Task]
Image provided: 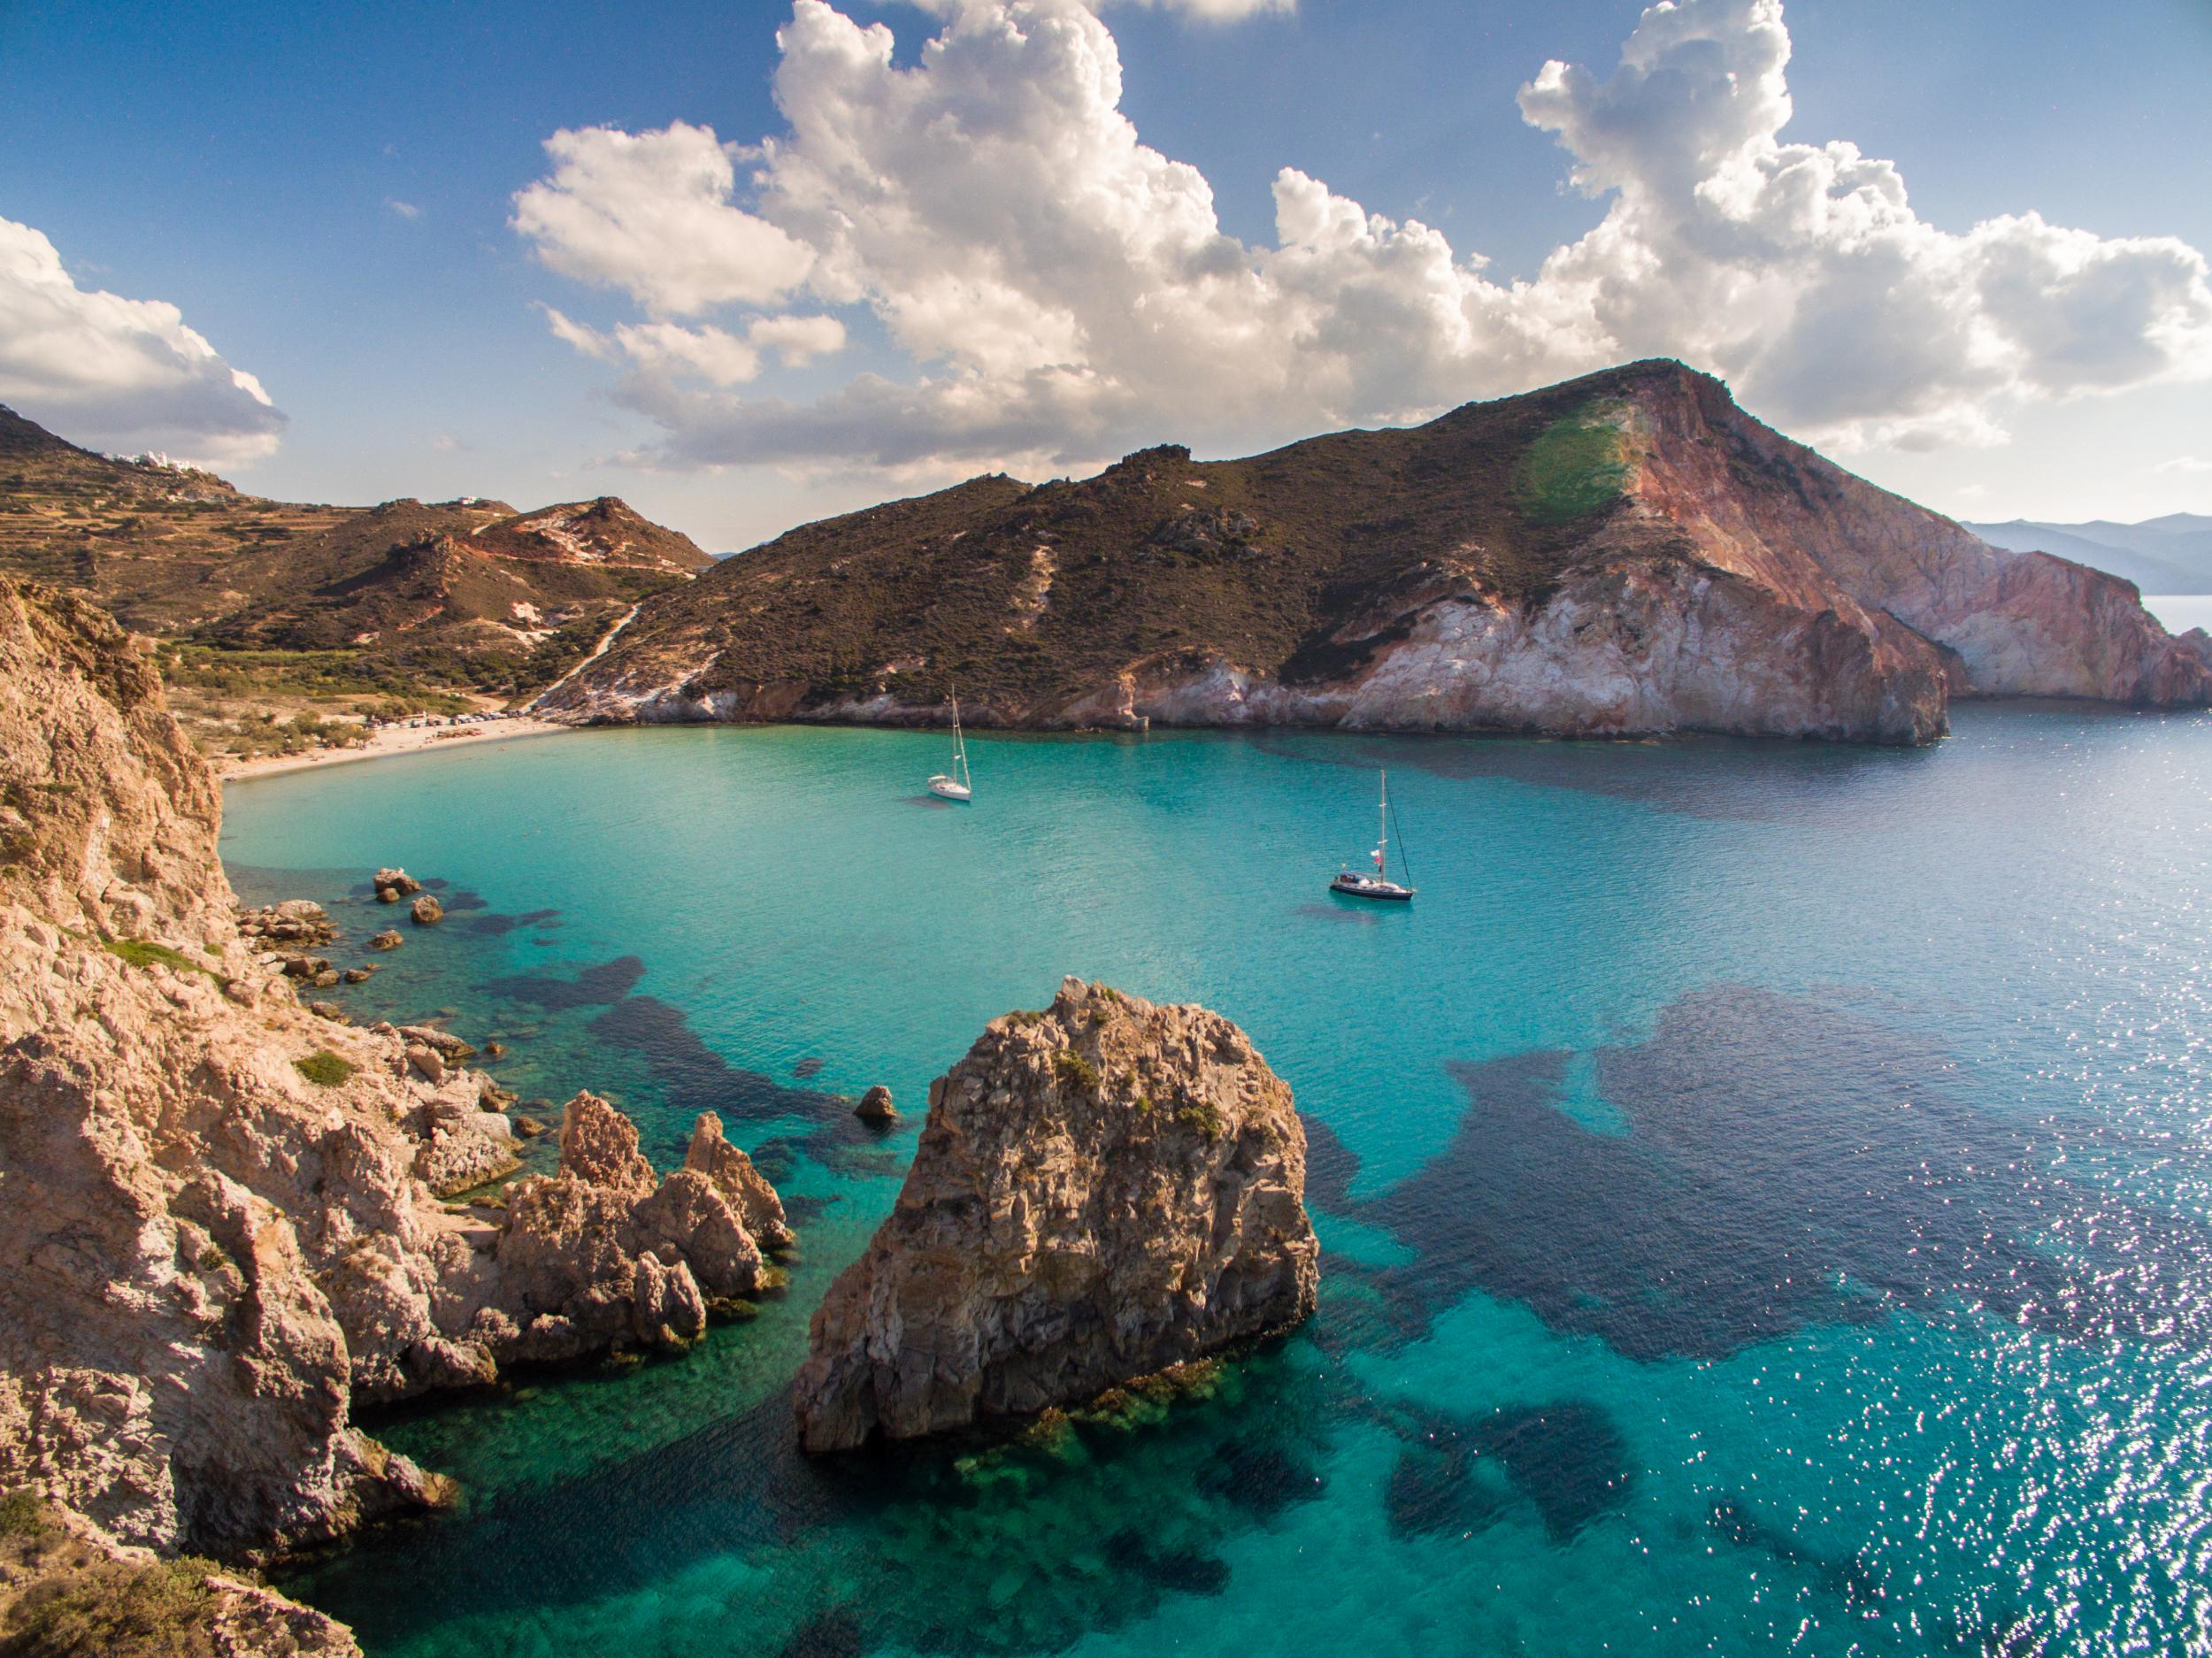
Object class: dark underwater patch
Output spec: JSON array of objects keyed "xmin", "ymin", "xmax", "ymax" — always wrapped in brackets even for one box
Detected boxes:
[
  {"xmin": 1382, "ymin": 1401, "xmax": 1632, "ymax": 1544},
  {"xmin": 1708, "ymin": 1495, "xmax": 1882, "ymax": 1608},
  {"xmin": 459, "ymin": 907, "xmax": 562, "ymax": 938},
  {"xmin": 480, "ymin": 958, "xmax": 855, "ymax": 1167},
  {"xmin": 1194, "ymin": 1442, "xmax": 1326, "ymax": 1519},
  {"xmin": 1358, "ymin": 986, "xmax": 2212, "ymax": 1359},
  {"xmin": 1469, "ymin": 1403, "xmax": 1633, "ymax": 1542},
  {"xmin": 1299, "ymin": 1114, "xmax": 1358, "ymax": 1215},
  {"xmin": 485, "ymin": 954, "xmax": 646, "ymax": 1009},
  {"xmin": 415, "ymin": 878, "xmax": 488, "ymax": 910},
  {"xmin": 774, "ymin": 1610, "xmax": 865, "ymax": 1658},
  {"xmin": 793, "ymin": 1056, "xmax": 826, "ymax": 1079}
]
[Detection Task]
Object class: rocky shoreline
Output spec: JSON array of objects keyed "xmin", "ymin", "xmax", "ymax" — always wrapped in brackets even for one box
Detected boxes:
[{"xmin": 0, "ymin": 580, "xmax": 793, "ymax": 1646}]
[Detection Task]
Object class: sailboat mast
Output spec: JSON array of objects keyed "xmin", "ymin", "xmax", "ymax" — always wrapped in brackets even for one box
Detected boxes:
[{"xmin": 1379, "ymin": 769, "xmax": 1389, "ymax": 879}]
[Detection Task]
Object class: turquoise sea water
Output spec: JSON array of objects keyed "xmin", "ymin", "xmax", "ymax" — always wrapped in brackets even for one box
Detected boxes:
[{"xmin": 221, "ymin": 706, "xmax": 2212, "ymax": 1658}]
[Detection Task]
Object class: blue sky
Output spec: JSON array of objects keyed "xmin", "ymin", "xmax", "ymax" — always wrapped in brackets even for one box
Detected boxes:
[{"xmin": 3, "ymin": 0, "xmax": 2208, "ymax": 550}]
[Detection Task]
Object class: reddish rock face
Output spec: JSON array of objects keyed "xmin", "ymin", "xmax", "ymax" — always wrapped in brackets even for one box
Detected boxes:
[
  {"xmin": 794, "ymin": 978, "xmax": 1318, "ymax": 1454},
  {"xmin": 543, "ymin": 360, "xmax": 2208, "ymax": 742}
]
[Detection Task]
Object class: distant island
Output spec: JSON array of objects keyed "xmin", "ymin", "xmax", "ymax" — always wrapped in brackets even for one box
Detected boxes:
[{"xmin": 1962, "ymin": 514, "xmax": 2212, "ymax": 596}]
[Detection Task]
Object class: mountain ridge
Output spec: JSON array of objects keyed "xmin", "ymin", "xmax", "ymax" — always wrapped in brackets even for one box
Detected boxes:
[
  {"xmin": 0, "ymin": 404, "xmax": 710, "ymax": 754},
  {"xmin": 541, "ymin": 360, "xmax": 2212, "ymax": 744}
]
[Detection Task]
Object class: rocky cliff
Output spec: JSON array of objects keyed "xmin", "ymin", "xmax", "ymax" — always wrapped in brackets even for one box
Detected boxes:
[
  {"xmin": 541, "ymin": 361, "xmax": 2212, "ymax": 745},
  {"xmin": 794, "ymin": 978, "xmax": 1317, "ymax": 1454},
  {"xmin": 0, "ymin": 580, "xmax": 787, "ymax": 1575}
]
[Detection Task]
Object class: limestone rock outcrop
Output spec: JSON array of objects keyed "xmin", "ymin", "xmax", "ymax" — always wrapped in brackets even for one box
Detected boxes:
[
  {"xmin": 0, "ymin": 580, "xmax": 790, "ymax": 1577},
  {"xmin": 794, "ymin": 978, "xmax": 1318, "ymax": 1453},
  {"xmin": 409, "ymin": 894, "xmax": 442, "ymax": 925},
  {"xmin": 854, "ymin": 1084, "xmax": 897, "ymax": 1122},
  {"xmin": 683, "ymin": 1110, "xmax": 794, "ymax": 1249},
  {"xmin": 496, "ymin": 1098, "xmax": 761, "ymax": 1357}
]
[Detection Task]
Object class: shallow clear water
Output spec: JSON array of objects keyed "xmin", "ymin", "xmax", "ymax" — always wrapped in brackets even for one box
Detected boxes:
[{"xmin": 220, "ymin": 704, "xmax": 2212, "ymax": 1658}]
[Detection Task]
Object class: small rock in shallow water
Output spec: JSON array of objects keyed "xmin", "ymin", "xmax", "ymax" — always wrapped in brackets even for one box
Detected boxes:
[
  {"xmin": 854, "ymin": 1085, "xmax": 896, "ymax": 1122},
  {"xmin": 309, "ymin": 1001, "xmax": 347, "ymax": 1023},
  {"xmin": 410, "ymin": 894, "xmax": 443, "ymax": 926},
  {"xmin": 373, "ymin": 866, "xmax": 422, "ymax": 900},
  {"xmin": 369, "ymin": 929, "xmax": 403, "ymax": 951}
]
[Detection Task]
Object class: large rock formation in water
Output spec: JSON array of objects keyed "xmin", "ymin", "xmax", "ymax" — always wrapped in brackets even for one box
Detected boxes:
[
  {"xmin": 541, "ymin": 360, "xmax": 2212, "ymax": 744},
  {"xmin": 0, "ymin": 580, "xmax": 787, "ymax": 1575},
  {"xmin": 794, "ymin": 978, "xmax": 1318, "ymax": 1453}
]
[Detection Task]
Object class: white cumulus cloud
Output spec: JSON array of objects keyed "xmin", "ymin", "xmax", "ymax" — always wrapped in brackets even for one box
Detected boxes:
[
  {"xmin": 540, "ymin": 304, "xmax": 847, "ymax": 388},
  {"xmin": 512, "ymin": 121, "xmax": 816, "ymax": 316},
  {"xmin": 511, "ymin": 0, "xmax": 2212, "ymax": 474},
  {"xmin": 0, "ymin": 215, "xmax": 286, "ymax": 468}
]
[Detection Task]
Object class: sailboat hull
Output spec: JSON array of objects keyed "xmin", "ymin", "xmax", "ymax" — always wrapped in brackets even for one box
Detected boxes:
[
  {"xmin": 928, "ymin": 777, "xmax": 972, "ymax": 802},
  {"xmin": 1330, "ymin": 874, "xmax": 1412, "ymax": 901}
]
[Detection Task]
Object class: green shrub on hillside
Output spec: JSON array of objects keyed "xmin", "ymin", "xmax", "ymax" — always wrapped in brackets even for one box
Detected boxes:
[
  {"xmin": 100, "ymin": 939, "xmax": 215, "ymax": 979},
  {"xmin": 294, "ymin": 1051, "xmax": 356, "ymax": 1087},
  {"xmin": 1517, "ymin": 403, "xmax": 1632, "ymax": 526},
  {"xmin": 1053, "ymin": 1049, "xmax": 1100, "ymax": 1096}
]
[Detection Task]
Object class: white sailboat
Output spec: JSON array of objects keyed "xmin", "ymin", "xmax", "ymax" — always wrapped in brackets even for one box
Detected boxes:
[
  {"xmin": 927, "ymin": 694, "xmax": 973, "ymax": 802},
  {"xmin": 1331, "ymin": 768, "xmax": 1413, "ymax": 901}
]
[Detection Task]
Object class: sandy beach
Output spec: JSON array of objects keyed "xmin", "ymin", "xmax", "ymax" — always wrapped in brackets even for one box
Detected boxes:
[{"xmin": 219, "ymin": 716, "xmax": 575, "ymax": 783}]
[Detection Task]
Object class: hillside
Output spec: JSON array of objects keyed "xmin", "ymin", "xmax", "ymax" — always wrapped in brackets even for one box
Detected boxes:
[
  {"xmin": 0, "ymin": 405, "xmax": 708, "ymax": 757},
  {"xmin": 1965, "ymin": 516, "xmax": 2212, "ymax": 595},
  {"xmin": 543, "ymin": 361, "xmax": 2212, "ymax": 745}
]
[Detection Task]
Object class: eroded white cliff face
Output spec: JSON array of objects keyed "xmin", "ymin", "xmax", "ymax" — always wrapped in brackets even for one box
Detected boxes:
[{"xmin": 551, "ymin": 556, "xmax": 1948, "ymax": 744}]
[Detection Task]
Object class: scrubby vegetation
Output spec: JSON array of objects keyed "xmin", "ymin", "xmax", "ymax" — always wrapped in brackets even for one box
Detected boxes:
[
  {"xmin": 294, "ymin": 1051, "xmax": 356, "ymax": 1087},
  {"xmin": 0, "ymin": 1488, "xmax": 225, "ymax": 1658},
  {"xmin": 1517, "ymin": 402, "xmax": 1632, "ymax": 526},
  {"xmin": 159, "ymin": 643, "xmax": 470, "ymax": 711},
  {"xmin": 100, "ymin": 938, "xmax": 217, "ymax": 980},
  {"xmin": 1053, "ymin": 1049, "xmax": 1101, "ymax": 1096},
  {"xmin": 1174, "ymin": 1098, "xmax": 1225, "ymax": 1141},
  {"xmin": 5, "ymin": 1556, "xmax": 224, "ymax": 1658}
]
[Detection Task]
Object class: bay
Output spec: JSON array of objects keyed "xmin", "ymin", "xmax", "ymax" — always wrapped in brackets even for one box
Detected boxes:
[{"xmin": 223, "ymin": 704, "xmax": 2212, "ymax": 1658}]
